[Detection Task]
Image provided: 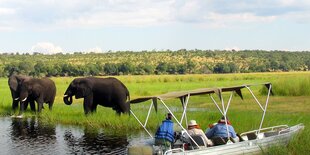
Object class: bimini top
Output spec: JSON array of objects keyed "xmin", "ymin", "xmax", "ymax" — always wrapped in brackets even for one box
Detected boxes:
[{"xmin": 130, "ymin": 82, "xmax": 272, "ymax": 104}]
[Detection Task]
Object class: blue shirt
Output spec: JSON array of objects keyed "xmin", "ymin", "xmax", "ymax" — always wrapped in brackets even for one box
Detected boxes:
[
  {"xmin": 155, "ymin": 119, "xmax": 174, "ymax": 142},
  {"xmin": 206, "ymin": 123, "xmax": 237, "ymax": 139}
]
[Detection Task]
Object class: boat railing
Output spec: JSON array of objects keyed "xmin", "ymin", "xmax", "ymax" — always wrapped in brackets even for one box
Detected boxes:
[
  {"xmin": 240, "ymin": 124, "xmax": 289, "ymax": 137},
  {"xmin": 164, "ymin": 148, "xmax": 185, "ymax": 155}
]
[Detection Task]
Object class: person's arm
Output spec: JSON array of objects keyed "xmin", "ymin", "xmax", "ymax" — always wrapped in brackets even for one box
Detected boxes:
[
  {"xmin": 199, "ymin": 129, "xmax": 213, "ymax": 146},
  {"xmin": 228, "ymin": 125, "xmax": 237, "ymax": 138},
  {"xmin": 206, "ymin": 127, "xmax": 215, "ymax": 138}
]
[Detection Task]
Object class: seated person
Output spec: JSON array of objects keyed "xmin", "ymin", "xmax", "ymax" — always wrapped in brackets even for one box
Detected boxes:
[
  {"xmin": 185, "ymin": 120, "xmax": 213, "ymax": 146},
  {"xmin": 155, "ymin": 113, "xmax": 174, "ymax": 149},
  {"xmin": 205, "ymin": 116, "xmax": 238, "ymax": 143}
]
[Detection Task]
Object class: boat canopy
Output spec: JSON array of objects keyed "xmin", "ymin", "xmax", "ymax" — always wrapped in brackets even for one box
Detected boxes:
[
  {"xmin": 131, "ymin": 83, "xmax": 272, "ymax": 103},
  {"xmin": 130, "ymin": 83, "xmax": 272, "ymax": 111},
  {"xmin": 129, "ymin": 82, "xmax": 273, "ymax": 148}
]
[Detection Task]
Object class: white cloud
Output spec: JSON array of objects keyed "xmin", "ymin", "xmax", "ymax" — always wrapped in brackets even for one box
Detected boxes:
[
  {"xmin": 0, "ymin": 0, "xmax": 310, "ymax": 31},
  {"xmin": 224, "ymin": 47, "xmax": 241, "ymax": 51},
  {"xmin": 31, "ymin": 42, "xmax": 63, "ymax": 54},
  {"xmin": 86, "ymin": 47, "xmax": 103, "ymax": 53},
  {"xmin": 0, "ymin": 8, "xmax": 15, "ymax": 15}
]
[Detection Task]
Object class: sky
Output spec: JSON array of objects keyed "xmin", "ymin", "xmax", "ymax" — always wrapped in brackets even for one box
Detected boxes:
[{"xmin": 0, "ymin": 0, "xmax": 310, "ymax": 54}]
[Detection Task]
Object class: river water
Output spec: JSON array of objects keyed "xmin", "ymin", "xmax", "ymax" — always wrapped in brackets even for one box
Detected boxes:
[{"xmin": 0, "ymin": 117, "xmax": 151, "ymax": 155}]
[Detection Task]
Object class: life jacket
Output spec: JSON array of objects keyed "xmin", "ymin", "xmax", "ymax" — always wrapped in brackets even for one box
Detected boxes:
[{"xmin": 155, "ymin": 119, "xmax": 174, "ymax": 142}]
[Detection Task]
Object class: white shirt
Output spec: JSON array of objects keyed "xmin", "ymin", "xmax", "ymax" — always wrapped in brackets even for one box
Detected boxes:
[{"xmin": 185, "ymin": 128, "xmax": 213, "ymax": 146}]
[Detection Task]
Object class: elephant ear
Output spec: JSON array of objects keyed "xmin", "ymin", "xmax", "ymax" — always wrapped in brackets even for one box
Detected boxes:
[
  {"xmin": 79, "ymin": 82, "xmax": 92, "ymax": 97},
  {"xmin": 8, "ymin": 76, "xmax": 18, "ymax": 91}
]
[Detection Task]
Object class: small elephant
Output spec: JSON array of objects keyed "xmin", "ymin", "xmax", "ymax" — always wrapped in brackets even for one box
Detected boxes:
[
  {"xmin": 8, "ymin": 74, "xmax": 36, "ymax": 112},
  {"xmin": 19, "ymin": 77, "xmax": 56, "ymax": 114},
  {"xmin": 63, "ymin": 77, "xmax": 130, "ymax": 115}
]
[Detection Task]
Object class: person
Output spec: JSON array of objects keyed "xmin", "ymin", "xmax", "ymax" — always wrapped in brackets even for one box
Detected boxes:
[
  {"xmin": 155, "ymin": 113, "xmax": 174, "ymax": 150},
  {"xmin": 205, "ymin": 116, "xmax": 238, "ymax": 142},
  {"xmin": 185, "ymin": 120, "xmax": 213, "ymax": 146}
]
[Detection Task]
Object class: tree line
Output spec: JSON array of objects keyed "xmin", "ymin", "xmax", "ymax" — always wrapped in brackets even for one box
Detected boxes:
[{"xmin": 0, "ymin": 50, "xmax": 309, "ymax": 77}]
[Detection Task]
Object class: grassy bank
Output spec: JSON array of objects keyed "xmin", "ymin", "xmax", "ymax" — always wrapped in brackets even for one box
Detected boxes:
[{"xmin": 0, "ymin": 72, "xmax": 309, "ymax": 154}]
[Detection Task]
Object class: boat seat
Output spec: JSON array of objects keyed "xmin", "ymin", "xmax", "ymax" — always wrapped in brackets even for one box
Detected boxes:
[
  {"xmin": 264, "ymin": 131, "xmax": 279, "ymax": 137},
  {"xmin": 237, "ymin": 133, "xmax": 245, "ymax": 142},
  {"xmin": 211, "ymin": 137, "xmax": 228, "ymax": 146},
  {"xmin": 246, "ymin": 133, "xmax": 257, "ymax": 140},
  {"xmin": 189, "ymin": 135, "xmax": 207, "ymax": 149}
]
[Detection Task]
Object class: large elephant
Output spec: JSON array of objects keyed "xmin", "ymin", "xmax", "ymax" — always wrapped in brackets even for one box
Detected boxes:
[
  {"xmin": 63, "ymin": 77, "xmax": 130, "ymax": 115},
  {"xmin": 8, "ymin": 74, "xmax": 36, "ymax": 112},
  {"xmin": 19, "ymin": 77, "xmax": 56, "ymax": 114}
]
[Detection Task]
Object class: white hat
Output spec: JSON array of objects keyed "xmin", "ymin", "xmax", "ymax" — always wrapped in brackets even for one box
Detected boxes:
[{"xmin": 188, "ymin": 120, "xmax": 198, "ymax": 126}]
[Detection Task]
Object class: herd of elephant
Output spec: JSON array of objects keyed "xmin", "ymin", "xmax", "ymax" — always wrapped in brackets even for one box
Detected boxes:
[{"xmin": 9, "ymin": 74, "xmax": 131, "ymax": 116}]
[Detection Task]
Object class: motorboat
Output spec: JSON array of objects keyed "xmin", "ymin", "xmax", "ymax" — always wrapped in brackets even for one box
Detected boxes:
[{"xmin": 128, "ymin": 83, "xmax": 304, "ymax": 155}]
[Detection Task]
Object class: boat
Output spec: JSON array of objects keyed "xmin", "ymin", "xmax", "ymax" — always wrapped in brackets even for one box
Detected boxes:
[{"xmin": 128, "ymin": 82, "xmax": 304, "ymax": 155}]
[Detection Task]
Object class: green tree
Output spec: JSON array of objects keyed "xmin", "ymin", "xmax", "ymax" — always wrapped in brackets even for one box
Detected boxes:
[
  {"xmin": 104, "ymin": 63, "xmax": 119, "ymax": 75},
  {"xmin": 18, "ymin": 61, "xmax": 34, "ymax": 75}
]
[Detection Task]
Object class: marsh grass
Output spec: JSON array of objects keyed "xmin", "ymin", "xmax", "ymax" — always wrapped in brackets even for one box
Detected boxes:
[{"xmin": 0, "ymin": 72, "xmax": 309, "ymax": 154}]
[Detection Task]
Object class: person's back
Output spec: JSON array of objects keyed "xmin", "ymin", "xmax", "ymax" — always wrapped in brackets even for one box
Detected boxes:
[
  {"xmin": 188, "ymin": 128, "xmax": 213, "ymax": 146},
  {"xmin": 206, "ymin": 123, "xmax": 236, "ymax": 139},
  {"xmin": 186, "ymin": 120, "xmax": 213, "ymax": 146},
  {"xmin": 155, "ymin": 119, "xmax": 174, "ymax": 143},
  {"xmin": 206, "ymin": 116, "xmax": 237, "ymax": 140},
  {"xmin": 155, "ymin": 113, "xmax": 174, "ymax": 149}
]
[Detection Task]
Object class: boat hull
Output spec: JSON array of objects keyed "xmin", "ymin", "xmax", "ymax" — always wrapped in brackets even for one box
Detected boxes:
[{"xmin": 168, "ymin": 124, "xmax": 304, "ymax": 155}]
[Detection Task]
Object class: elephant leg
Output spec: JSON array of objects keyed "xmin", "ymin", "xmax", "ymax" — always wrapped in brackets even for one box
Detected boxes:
[
  {"xmin": 19, "ymin": 102, "xmax": 25, "ymax": 115},
  {"xmin": 12, "ymin": 100, "xmax": 19, "ymax": 111},
  {"xmin": 30, "ymin": 100, "xmax": 36, "ymax": 112},
  {"xmin": 37, "ymin": 103, "xmax": 43, "ymax": 112},
  {"xmin": 83, "ymin": 94, "xmax": 93, "ymax": 115},
  {"xmin": 36, "ymin": 98, "xmax": 44, "ymax": 113},
  {"xmin": 48, "ymin": 101, "xmax": 54, "ymax": 111},
  {"xmin": 91, "ymin": 103, "xmax": 97, "ymax": 113},
  {"xmin": 24, "ymin": 101, "xmax": 29, "ymax": 111}
]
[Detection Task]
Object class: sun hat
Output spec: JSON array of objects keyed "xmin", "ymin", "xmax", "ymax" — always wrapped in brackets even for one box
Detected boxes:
[{"xmin": 188, "ymin": 120, "xmax": 198, "ymax": 126}]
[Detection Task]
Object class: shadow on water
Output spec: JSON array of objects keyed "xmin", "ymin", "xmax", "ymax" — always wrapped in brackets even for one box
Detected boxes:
[
  {"xmin": 0, "ymin": 117, "xmax": 131, "ymax": 154},
  {"xmin": 63, "ymin": 127, "xmax": 128, "ymax": 154}
]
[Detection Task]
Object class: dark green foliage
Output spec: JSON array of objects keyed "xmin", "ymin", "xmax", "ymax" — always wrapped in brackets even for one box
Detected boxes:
[{"xmin": 0, "ymin": 50, "xmax": 309, "ymax": 77}]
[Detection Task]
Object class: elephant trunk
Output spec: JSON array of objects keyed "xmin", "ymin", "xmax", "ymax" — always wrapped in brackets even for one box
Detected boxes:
[{"xmin": 63, "ymin": 95, "xmax": 73, "ymax": 105}]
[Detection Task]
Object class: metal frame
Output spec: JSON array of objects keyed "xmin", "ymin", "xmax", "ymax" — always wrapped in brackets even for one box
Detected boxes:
[{"xmin": 130, "ymin": 83, "xmax": 273, "ymax": 149}]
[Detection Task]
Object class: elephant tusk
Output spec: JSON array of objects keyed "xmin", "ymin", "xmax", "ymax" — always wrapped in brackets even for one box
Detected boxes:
[
  {"xmin": 63, "ymin": 95, "xmax": 68, "ymax": 97},
  {"xmin": 21, "ymin": 97, "xmax": 27, "ymax": 102},
  {"xmin": 14, "ymin": 97, "xmax": 19, "ymax": 101}
]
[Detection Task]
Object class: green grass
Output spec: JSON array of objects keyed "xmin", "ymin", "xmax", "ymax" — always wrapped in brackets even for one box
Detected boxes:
[{"xmin": 0, "ymin": 72, "xmax": 309, "ymax": 154}]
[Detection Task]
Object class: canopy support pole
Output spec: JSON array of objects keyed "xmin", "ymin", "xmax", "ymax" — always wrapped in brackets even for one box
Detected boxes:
[
  {"xmin": 210, "ymin": 95, "xmax": 224, "ymax": 115},
  {"xmin": 159, "ymin": 98, "xmax": 200, "ymax": 149},
  {"xmin": 257, "ymin": 84, "xmax": 272, "ymax": 134},
  {"xmin": 211, "ymin": 92, "xmax": 233, "ymax": 139},
  {"xmin": 144, "ymin": 101, "xmax": 153, "ymax": 127},
  {"xmin": 180, "ymin": 94, "xmax": 190, "ymax": 126},
  {"xmin": 130, "ymin": 109, "xmax": 153, "ymax": 138},
  {"xmin": 246, "ymin": 87, "xmax": 264, "ymax": 111}
]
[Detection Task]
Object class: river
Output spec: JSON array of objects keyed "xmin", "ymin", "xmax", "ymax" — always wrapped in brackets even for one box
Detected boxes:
[{"xmin": 0, "ymin": 117, "xmax": 151, "ymax": 155}]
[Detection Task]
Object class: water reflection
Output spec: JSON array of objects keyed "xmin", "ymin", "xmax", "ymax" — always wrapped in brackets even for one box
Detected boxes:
[
  {"xmin": 10, "ymin": 117, "xmax": 57, "ymax": 155},
  {"xmin": 63, "ymin": 127, "xmax": 128, "ymax": 154},
  {"xmin": 0, "ymin": 117, "xmax": 137, "ymax": 154}
]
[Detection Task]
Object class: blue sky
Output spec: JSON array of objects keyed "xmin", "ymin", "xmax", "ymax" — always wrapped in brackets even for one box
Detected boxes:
[{"xmin": 0, "ymin": 0, "xmax": 310, "ymax": 54}]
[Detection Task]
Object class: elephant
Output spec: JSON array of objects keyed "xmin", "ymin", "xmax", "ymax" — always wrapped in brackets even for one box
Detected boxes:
[
  {"xmin": 8, "ymin": 74, "xmax": 36, "ymax": 112},
  {"xmin": 19, "ymin": 77, "xmax": 56, "ymax": 114},
  {"xmin": 63, "ymin": 77, "xmax": 130, "ymax": 115}
]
